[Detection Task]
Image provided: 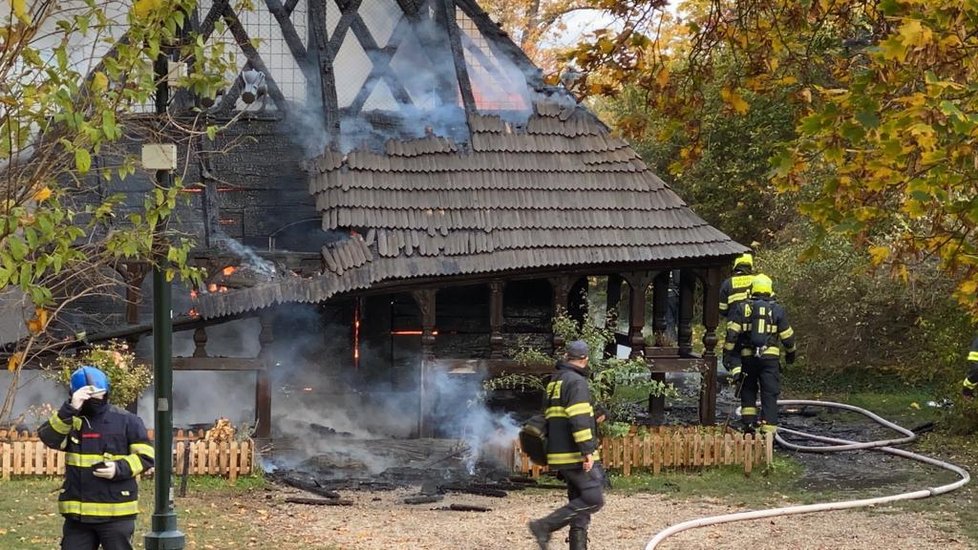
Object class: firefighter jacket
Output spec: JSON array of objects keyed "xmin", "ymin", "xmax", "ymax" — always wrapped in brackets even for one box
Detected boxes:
[
  {"xmin": 723, "ymin": 296, "xmax": 796, "ymax": 365},
  {"xmin": 38, "ymin": 400, "xmax": 154, "ymax": 522},
  {"xmin": 543, "ymin": 362, "xmax": 600, "ymax": 469},
  {"xmin": 719, "ymin": 272, "xmax": 753, "ymax": 318},
  {"xmin": 962, "ymin": 336, "xmax": 978, "ymax": 392}
]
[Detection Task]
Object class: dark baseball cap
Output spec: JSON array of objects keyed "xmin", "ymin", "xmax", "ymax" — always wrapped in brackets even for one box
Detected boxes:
[{"xmin": 565, "ymin": 340, "xmax": 589, "ymax": 359}]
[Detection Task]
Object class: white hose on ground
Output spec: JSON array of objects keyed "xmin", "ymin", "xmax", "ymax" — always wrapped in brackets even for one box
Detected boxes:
[{"xmin": 644, "ymin": 399, "xmax": 971, "ymax": 550}]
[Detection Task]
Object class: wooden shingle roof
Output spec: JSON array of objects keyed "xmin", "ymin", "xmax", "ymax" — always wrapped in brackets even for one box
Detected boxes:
[{"xmin": 195, "ymin": 94, "xmax": 745, "ymax": 319}]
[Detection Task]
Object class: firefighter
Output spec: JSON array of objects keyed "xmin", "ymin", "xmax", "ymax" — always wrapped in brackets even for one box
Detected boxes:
[
  {"xmin": 528, "ymin": 340, "xmax": 604, "ymax": 550},
  {"xmin": 38, "ymin": 366, "xmax": 154, "ymax": 550},
  {"xmin": 719, "ymin": 252, "xmax": 755, "ymax": 318},
  {"xmin": 961, "ymin": 336, "xmax": 978, "ymax": 399},
  {"xmin": 723, "ymin": 274, "xmax": 796, "ymax": 435}
]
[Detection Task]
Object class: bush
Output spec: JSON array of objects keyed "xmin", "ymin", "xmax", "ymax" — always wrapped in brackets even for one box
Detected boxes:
[
  {"xmin": 48, "ymin": 340, "xmax": 152, "ymax": 408},
  {"xmin": 761, "ymin": 230, "xmax": 972, "ymax": 387}
]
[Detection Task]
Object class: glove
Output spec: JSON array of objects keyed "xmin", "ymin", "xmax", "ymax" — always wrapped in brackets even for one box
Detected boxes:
[
  {"xmin": 785, "ymin": 351, "xmax": 796, "ymax": 365},
  {"xmin": 93, "ymin": 461, "xmax": 117, "ymax": 480},
  {"xmin": 70, "ymin": 386, "xmax": 98, "ymax": 410},
  {"xmin": 963, "ymin": 386, "xmax": 975, "ymax": 400}
]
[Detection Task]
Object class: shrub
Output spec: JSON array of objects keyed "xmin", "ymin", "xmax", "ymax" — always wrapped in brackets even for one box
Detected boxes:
[{"xmin": 48, "ymin": 341, "xmax": 152, "ymax": 408}]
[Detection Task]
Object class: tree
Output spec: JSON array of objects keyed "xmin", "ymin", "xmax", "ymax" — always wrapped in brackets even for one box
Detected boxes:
[
  {"xmin": 566, "ymin": 0, "xmax": 978, "ymax": 314},
  {"xmin": 0, "ymin": 0, "xmax": 236, "ymax": 424}
]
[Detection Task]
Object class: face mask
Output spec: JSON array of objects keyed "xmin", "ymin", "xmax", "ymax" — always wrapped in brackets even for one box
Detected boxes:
[{"xmin": 81, "ymin": 396, "xmax": 108, "ymax": 416}]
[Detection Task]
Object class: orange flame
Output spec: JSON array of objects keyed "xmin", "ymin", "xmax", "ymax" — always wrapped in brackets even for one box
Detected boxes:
[{"xmin": 222, "ymin": 266, "xmax": 237, "ymax": 276}]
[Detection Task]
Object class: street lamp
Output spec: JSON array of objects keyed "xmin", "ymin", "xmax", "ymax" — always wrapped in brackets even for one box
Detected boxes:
[{"xmin": 143, "ymin": 49, "xmax": 186, "ymax": 550}]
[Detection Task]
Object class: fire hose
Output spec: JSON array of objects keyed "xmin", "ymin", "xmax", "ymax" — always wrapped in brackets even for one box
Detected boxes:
[{"xmin": 644, "ymin": 399, "xmax": 971, "ymax": 550}]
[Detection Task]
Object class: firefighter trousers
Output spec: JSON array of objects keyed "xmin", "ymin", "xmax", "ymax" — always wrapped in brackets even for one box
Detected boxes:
[
  {"xmin": 537, "ymin": 463, "xmax": 605, "ymax": 532},
  {"xmin": 61, "ymin": 518, "xmax": 135, "ymax": 550},
  {"xmin": 740, "ymin": 358, "xmax": 781, "ymax": 428}
]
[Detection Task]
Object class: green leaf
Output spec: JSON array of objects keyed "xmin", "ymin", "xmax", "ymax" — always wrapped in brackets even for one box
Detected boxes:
[
  {"xmin": 75, "ymin": 148, "xmax": 92, "ymax": 173},
  {"xmin": 7, "ymin": 235, "xmax": 27, "ymax": 261}
]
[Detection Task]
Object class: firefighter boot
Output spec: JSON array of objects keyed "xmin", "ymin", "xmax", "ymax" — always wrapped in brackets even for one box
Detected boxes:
[
  {"xmin": 569, "ymin": 527, "xmax": 588, "ymax": 550},
  {"xmin": 528, "ymin": 519, "xmax": 551, "ymax": 549}
]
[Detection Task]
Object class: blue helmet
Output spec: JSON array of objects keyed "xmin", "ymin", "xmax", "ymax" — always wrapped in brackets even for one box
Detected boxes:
[{"xmin": 69, "ymin": 366, "xmax": 110, "ymax": 394}]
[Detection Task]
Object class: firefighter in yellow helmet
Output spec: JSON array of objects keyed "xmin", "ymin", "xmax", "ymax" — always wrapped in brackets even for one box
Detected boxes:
[
  {"xmin": 719, "ymin": 253, "xmax": 754, "ymax": 319},
  {"xmin": 960, "ymin": 337, "xmax": 978, "ymax": 399},
  {"xmin": 723, "ymin": 274, "xmax": 796, "ymax": 434}
]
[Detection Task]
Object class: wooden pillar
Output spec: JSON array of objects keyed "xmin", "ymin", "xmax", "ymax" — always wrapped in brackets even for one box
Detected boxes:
[
  {"xmin": 412, "ymin": 289, "xmax": 437, "ymax": 437},
  {"xmin": 678, "ymin": 270, "xmax": 695, "ymax": 356},
  {"xmin": 651, "ymin": 271, "xmax": 669, "ymax": 347},
  {"xmin": 700, "ymin": 266, "xmax": 722, "ymax": 425},
  {"xmin": 192, "ymin": 327, "xmax": 208, "ymax": 358},
  {"xmin": 549, "ymin": 275, "xmax": 573, "ymax": 352},
  {"xmin": 255, "ymin": 311, "xmax": 274, "ymax": 438},
  {"xmin": 622, "ymin": 272, "xmax": 653, "ymax": 359},
  {"xmin": 489, "ymin": 280, "xmax": 505, "ymax": 359},
  {"xmin": 604, "ymin": 274, "xmax": 623, "ymax": 357}
]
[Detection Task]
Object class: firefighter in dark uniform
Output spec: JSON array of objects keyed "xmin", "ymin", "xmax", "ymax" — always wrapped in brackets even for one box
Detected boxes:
[
  {"xmin": 528, "ymin": 340, "xmax": 604, "ymax": 550},
  {"xmin": 960, "ymin": 336, "xmax": 978, "ymax": 399},
  {"xmin": 719, "ymin": 252, "xmax": 755, "ymax": 318},
  {"xmin": 38, "ymin": 366, "xmax": 154, "ymax": 550},
  {"xmin": 723, "ymin": 274, "xmax": 796, "ymax": 435}
]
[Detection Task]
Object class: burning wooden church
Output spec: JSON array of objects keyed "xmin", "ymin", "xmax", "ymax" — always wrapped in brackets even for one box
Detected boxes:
[{"xmin": 23, "ymin": 0, "xmax": 747, "ymax": 438}]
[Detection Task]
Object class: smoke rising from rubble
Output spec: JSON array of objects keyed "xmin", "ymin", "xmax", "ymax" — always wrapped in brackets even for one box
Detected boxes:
[{"xmin": 214, "ymin": 231, "xmax": 276, "ymax": 278}]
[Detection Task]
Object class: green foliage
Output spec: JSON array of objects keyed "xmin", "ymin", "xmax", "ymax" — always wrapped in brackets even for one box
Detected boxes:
[
  {"xmin": 761, "ymin": 229, "xmax": 972, "ymax": 388},
  {"xmin": 48, "ymin": 341, "xmax": 151, "ymax": 408},
  {"xmin": 497, "ymin": 310, "xmax": 678, "ymax": 424}
]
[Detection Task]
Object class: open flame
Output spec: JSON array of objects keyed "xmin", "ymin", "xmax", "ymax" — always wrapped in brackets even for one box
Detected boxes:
[
  {"xmin": 390, "ymin": 330, "xmax": 439, "ymax": 336},
  {"xmin": 353, "ymin": 303, "xmax": 360, "ymax": 369},
  {"xmin": 222, "ymin": 266, "xmax": 237, "ymax": 276}
]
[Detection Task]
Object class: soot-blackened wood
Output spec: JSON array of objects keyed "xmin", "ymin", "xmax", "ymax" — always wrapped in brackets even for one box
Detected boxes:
[
  {"xmin": 678, "ymin": 269, "xmax": 695, "ymax": 356},
  {"xmin": 308, "ymin": 0, "xmax": 339, "ymax": 140},
  {"xmin": 651, "ymin": 271, "xmax": 669, "ymax": 346},
  {"xmin": 328, "ymin": 0, "xmax": 364, "ymax": 54},
  {"xmin": 489, "ymin": 280, "xmax": 505, "ymax": 358},
  {"xmin": 274, "ymin": 473, "xmax": 342, "ymax": 499},
  {"xmin": 284, "ymin": 0, "xmax": 300, "ymax": 15},
  {"xmin": 264, "ymin": 0, "xmax": 311, "ymax": 77},
  {"xmin": 347, "ymin": 14, "xmax": 413, "ymax": 114},
  {"xmin": 441, "ymin": 0, "xmax": 476, "ymax": 116},
  {"xmin": 453, "ymin": 0, "xmax": 543, "ymax": 88},
  {"xmin": 438, "ymin": 504, "xmax": 491, "ymax": 512},
  {"xmin": 440, "ymin": 484, "xmax": 507, "ymax": 498},
  {"xmin": 623, "ymin": 271, "xmax": 653, "ymax": 358},
  {"xmin": 285, "ymin": 497, "xmax": 354, "ymax": 506},
  {"xmin": 403, "ymin": 495, "xmax": 444, "ymax": 505}
]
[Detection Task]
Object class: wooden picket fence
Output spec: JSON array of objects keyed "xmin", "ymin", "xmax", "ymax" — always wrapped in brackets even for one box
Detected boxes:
[
  {"xmin": 0, "ymin": 429, "xmax": 254, "ymax": 481},
  {"xmin": 505, "ymin": 426, "xmax": 774, "ymax": 478}
]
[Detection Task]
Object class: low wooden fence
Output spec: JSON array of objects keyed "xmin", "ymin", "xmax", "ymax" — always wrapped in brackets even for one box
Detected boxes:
[
  {"xmin": 504, "ymin": 426, "xmax": 774, "ymax": 478},
  {"xmin": 0, "ymin": 430, "xmax": 254, "ymax": 481}
]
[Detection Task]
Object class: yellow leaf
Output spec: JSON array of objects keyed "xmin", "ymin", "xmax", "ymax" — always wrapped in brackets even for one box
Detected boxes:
[
  {"xmin": 868, "ymin": 245, "xmax": 890, "ymax": 266},
  {"xmin": 91, "ymin": 71, "xmax": 108, "ymax": 93},
  {"xmin": 960, "ymin": 279, "xmax": 978, "ymax": 297},
  {"xmin": 133, "ymin": 0, "xmax": 163, "ymax": 18},
  {"xmin": 32, "ymin": 186, "xmax": 52, "ymax": 202},
  {"xmin": 909, "ymin": 402, "xmax": 920, "ymax": 410},
  {"xmin": 7, "ymin": 352, "xmax": 22, "ymax": 372},
  {"xmin": 720, "ymin": 87, "xmax": 750, "ymax": 114},
  {"xmin": 655, "ymin": 66, "xmax": 670, "ymax": 87},
  {"xmin": 11, "ymin": 0, "xmax": 27, "ymax": 22},
  {"xmin": 898, "ymin": 19, "xmax": 932, "ymax": 48}
]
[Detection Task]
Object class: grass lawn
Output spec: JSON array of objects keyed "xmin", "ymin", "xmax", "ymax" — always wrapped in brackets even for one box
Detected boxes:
[{"xmin": 0, "ymin": 476, "xmax": 272, "ymax": 549}]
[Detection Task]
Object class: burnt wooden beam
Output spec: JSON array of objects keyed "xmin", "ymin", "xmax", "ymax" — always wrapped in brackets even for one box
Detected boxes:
[
  {"xmin": 328, "ymin": 0, "xmax": 364, "ymax": 54},
  {"xmin": 192, "ymin": 327, "xmax": 208, "ymax": 357},
  {"xmin": 346, "ymin": 14, "xmax": 414, "ymax": 114},
  {"xmin": 198, "ymin": 0, "xmax": 230, "ymax": 40},
  {"xmin": 172, "ymin": 357, "xmax": 265, "ymax": 371},
  {"xmin": 284, "ymin": 0, "xmax": 300, "ymax": 15},
  {"xmin": 548, "ymin": 275, "xmax": 573, "ymax": 351},
  {"xmin": 309, "ymin": 0, "xmax": 340, "ymax": 141},
  {"xmin": 440, "ymin": 0, "xmax": 477, "ymax": 116},
  {"xmin": 255, "ymin": 311, "xmax": 275, "ymax": 438},
  {"xmin": 412, "ymin": 288, "xmax": 437, "ymax": 437},
  {"xmin": 700, "ymin": 265, "xmax": 722, "ymax": 426},
  {"xmin": 453, "ymin": 0, "xmax": 543, "ymax": 89},
  {"xmin": 489, "ymin": 280, "xmax": 505, "ymax": 359},
  {"xmin": 285, "ymin": 497, "xmax": 354, "ymax": 506},
  {"xmin": 264, "ymin": 0, "xmax": 313, "ymax": 78}
]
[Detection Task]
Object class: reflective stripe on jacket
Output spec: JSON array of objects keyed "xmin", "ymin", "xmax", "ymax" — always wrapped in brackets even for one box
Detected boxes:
[
  {"xmin": 38, "ymin": 401, "xmax": 154, "ymax": 522},
  {"xmin": 963, "ymin": 336, "xmax": 978, "ymax": 390},
  {"xmin": 719, "ymin": 274, "xmax": 753, "ymax": 318},
  {"xmin": 543, "ymin": 362, "xmax": 600, "ymax": 469},
  {"xmin": 723, "ymin": 297, "xmax": 796, "ymax": 361}
]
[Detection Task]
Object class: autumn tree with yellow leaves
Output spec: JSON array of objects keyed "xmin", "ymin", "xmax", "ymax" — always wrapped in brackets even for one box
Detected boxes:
[
  {"xmin": 0, "ymin": 0, "xmax": 236, "ymax": 424},
  {"xmin": 554, "ymin": 0, "xmax": 978, "ymax": 315}
]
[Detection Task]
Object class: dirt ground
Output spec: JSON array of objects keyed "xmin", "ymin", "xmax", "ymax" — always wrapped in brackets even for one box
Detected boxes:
[{"xmin": 259, "ymin": 484, "xmax": 969, "ymax": 550}]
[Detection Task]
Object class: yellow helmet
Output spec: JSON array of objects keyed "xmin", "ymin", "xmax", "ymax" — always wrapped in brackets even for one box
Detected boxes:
[
  {"xmin": 752, "ymin": 273, "xmax": 773, "ymax": 295},
  {"xmin": 733, "ymin": 253, "xmax": 753, "ymax": 271}
]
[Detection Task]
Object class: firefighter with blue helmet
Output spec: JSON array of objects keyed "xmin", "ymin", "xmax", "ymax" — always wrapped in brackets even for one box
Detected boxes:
[
  {"xmin": 723, "ymin": 274, "xmax": 796, "ymax": 435},
  {"xmin": 719, "ymin": 252, "xmax": 754, "ymax": 319},
  {"xmin": 38, "ymin": 365, "xmax": 154, "ymax": 550}
]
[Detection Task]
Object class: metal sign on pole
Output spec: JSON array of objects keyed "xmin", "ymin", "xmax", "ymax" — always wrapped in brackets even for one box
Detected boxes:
[{"xmin": 144, "ymin": 48, "xmax": 185, "ymax": 550}]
